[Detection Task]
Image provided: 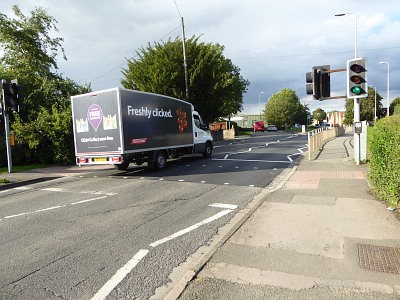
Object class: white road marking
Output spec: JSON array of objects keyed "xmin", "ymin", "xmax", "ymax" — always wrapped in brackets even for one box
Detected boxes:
[
  {"xmin": 71, "ymin": 196, "xmax": 108, "ymax": 205},
  {"xmin": 3, "ymin": 196, "xmax": 110, "ymax": 220},
  {"xmin": 220, "ymin": 136, "xmax": 306, "ymax": 162},
  {"xmin": 34, "ymin": 205, "xmax": 65, "ymax": 213},
  {"xmin": 4, "ymin": 212, "xmax": 31, "ymax": 219},
  {"xmin": 287, "ymin": 146, "xmax": 308, "ymax": 162},
  {"xmin": 149, "ymin": 203, "xmax": 237, "ymax": 248},
  {"xmin": 14, "ymin": 186, "xmax": 31, "ymax": 190},
  {"xmin": 91, "ymin": 249, "xmax": 149, "ymax": 300},
  {"xmin": 42, "ymin": 187, "xmax": 68, "ymax": 192},
  {"xmin": 213, "ymin": 158, "xmax": 292, "ymax": 164},
  {"xmin": 149, "ymin": 209, "xmax": 232, "ymax": 247},
  {"xmin": 209, "ymin": 203, "xmax": 238, "ymax": 210}
]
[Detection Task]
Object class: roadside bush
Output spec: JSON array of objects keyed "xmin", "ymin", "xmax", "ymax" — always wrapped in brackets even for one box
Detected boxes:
[{"xmin": 368, "ymin": 115, "xmax": 400, "ymax": 208}]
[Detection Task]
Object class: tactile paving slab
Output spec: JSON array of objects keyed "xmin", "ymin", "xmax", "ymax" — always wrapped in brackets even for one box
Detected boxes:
[{"xmin": 357, "ymin": 244, "xmax": 400, "ymax": 275}]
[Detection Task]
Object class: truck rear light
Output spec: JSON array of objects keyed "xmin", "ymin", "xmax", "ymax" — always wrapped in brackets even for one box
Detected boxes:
[
  {"xmin": 112, "ymin": 157, "xmax": 121, "ymax": 163},
  {"xmin": 78, "ymin": 157, "xmax": 88, "ymax": 164}
]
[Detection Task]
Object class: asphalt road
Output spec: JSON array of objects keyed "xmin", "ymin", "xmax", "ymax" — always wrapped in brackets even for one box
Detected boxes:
[
  {"xmin": 0, "ymin": 132, "xmax": 308, "ymax": 300},
  {"xmin": 109, "ymin": 132, "xmax": 308, "ymax": 188}
]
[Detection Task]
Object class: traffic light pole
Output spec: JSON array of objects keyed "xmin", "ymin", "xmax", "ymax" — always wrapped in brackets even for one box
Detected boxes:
[
  {"xmin": 1, "ymin": 79, "xmax": 13, "ymax": 173},
  {"xmin": 319, "ymin": 68, "xmax": 347, "ymax": 100}
]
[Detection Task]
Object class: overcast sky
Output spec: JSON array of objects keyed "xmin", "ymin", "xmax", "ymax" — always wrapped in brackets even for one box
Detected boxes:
[{"xmin": 3, "ymin": 1, "xmax": 400, "ymax": 115}]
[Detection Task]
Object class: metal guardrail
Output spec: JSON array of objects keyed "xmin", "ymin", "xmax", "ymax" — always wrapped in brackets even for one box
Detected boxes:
[{"xmin": 307, "ymin": 126, "xmax": 346, "ymax": 160}]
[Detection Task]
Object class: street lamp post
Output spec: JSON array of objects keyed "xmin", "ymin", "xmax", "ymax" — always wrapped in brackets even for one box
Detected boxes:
[
  {"xmin": 336, "ymin": 12, "xmax": 361, "ymax": 164},
  {"xmin": 258, "ymin": 91, "xmax": 264, "ymax": 120},
  {"xmin": 379, "ymin": 61, "xmax": 390, "ymax": 117},
  {"xmin": 335, "ymin": 13, "xmax": 357, "ymax": 58}
]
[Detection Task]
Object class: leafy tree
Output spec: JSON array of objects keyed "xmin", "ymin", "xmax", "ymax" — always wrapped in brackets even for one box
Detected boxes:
[
  {"xmin": 390, "ymin": 97, "xmax": 400, "ymax": 115},
  {"xmin": 122, "ymin": 36, "xmax": 249, "ymax": 123},
  {"xmin": 312, "ymin": 108, "xmax": 326, "ymax": 124},
  {"xmin": 296, "ymin": 103, "xmax": 309, "ymax": 125},
  {"xmin": 344, "ymin": 87, "xmax": 384, "ymax": 124},
  {"xmin": 263, "ymin": 88, "xmax": 303, "ymax": 127},
  {"xmin": 0, "ymin": 5, "xmax": 90, "ymax": 166}
]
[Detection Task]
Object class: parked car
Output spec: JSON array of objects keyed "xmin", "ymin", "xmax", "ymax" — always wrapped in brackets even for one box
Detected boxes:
[
  {"xmin": 267, "ymin": 125, "xmax": 278, "ymax": 132},
  {"xmin": 253, "ymin": 121, "xmax": 265, "ymax": 132}
]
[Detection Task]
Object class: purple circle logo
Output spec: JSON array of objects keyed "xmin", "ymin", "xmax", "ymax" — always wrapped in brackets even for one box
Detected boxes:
[{"xmin": 87, "ymin": 104, "xmax": 103, "ymax": 131}]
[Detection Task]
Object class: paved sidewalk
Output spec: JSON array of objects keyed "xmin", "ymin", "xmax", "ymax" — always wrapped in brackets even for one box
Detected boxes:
[
  {"xmin": 178, "ymin": 133, "xmax": 400, "ymax": 300},
  {"xmin": 0, "ymin": 164, "xmax": 113, "ymax": 190}
]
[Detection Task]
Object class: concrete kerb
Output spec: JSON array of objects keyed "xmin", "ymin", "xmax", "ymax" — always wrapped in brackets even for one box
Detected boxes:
[{"xmin": 152, "ymin": 165, "xmax": 299, "ymax": 300}]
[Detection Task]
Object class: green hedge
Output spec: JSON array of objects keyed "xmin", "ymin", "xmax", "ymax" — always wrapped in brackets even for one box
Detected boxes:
[{"xmin": 368, "ymin": 115, "xmax": 400, "ymax": 208}]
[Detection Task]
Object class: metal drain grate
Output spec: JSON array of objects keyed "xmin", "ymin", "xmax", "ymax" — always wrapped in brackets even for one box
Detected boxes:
[{"xmin": 357, "ymin": 244, "xmax": 400, "ymax": 275}]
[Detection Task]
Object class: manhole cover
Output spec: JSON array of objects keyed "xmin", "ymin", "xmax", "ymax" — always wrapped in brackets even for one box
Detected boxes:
[{"xmin": 357, "ymin": 244, "xmax": 400, "ymax": 275}]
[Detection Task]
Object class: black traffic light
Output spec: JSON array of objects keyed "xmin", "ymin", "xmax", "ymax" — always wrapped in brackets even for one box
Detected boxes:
[
  {"xmin": 306, "ymin": 65, "xmax": 330, "ymax": 100},
  {"xmin": 2, "ymin": 81, "xmax": 24, "ymax": 112},
  {"xmin": 346, "ymin": 58, "xmax": 367, "ymax": 99}
]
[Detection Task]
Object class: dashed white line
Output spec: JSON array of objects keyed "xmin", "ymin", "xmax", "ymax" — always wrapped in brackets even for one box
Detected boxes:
[
  {"xmin": 4, "ymin": 212, "xmax": 31, "ymax": 219},
  {"xmin": 34, "ymin": 205, "xmax": 65, "ymax": 213},
  {"xmin": 3, "ymin": 196, "xmax": 110, "ymax": 220},
  {"xmin": 71, "ymin": 196, "xmax": 108, "ymax": 205}
]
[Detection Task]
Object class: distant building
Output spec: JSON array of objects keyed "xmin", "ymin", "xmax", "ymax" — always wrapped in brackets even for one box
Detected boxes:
[
  {"xmin": 230, "ymin": 115, "xmax": 263, "ymax": 129},
  {"xmin": 325, "ymin": 111, "xmax": 345, "ymax": 126}
]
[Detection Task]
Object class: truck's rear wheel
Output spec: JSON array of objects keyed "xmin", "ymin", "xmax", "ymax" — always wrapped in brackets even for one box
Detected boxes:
[
  {"xmin": 115, "ymin": 161, "xmax": 129, "ymax": 170},
  {"xmin": 154, "ymin": 151, "xmax": 167, "ymax": 170},
  {"xmin": 203, "ymin": 142, "xmax": 212, "ymax": 158}
]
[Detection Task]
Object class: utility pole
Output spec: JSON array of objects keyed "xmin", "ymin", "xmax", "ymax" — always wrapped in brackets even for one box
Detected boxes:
[
  {"xmin": 181, "ymin": 17, "xmax": 189, "ymax": 101},
  {"xmin": 1, "ymin": 79, "xmax": 13, "ymax": 173}
]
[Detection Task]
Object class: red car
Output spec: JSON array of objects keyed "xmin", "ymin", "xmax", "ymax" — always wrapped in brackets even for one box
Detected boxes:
[{"xmin": 253, "ymin": 121, "xmax": 265, "ymax": 132}]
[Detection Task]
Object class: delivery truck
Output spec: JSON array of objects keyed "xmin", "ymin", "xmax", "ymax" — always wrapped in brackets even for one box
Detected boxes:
[{"xmin": 71, "ymin": 88, "xmax": 213, "ymax": 170}]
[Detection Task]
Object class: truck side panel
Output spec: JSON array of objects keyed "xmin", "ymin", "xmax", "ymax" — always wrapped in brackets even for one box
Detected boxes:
[
  {"xmin": 72, "ymin": 89, "xmax": 123, "ymax": 156},
  {"xmin": 120, "ymin": 90, "xmax": 194, "ymax": 152}
]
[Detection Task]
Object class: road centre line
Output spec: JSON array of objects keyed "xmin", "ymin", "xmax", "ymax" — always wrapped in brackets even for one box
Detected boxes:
[
  {"xmin": 2, "ymin": 195, "xmax": 110, "ymax": 221},
  {"xmin": 71, "ymin": 196, "xmax": 108, "ymax": 205},
  {"xmin": 91, "ymin": 249, "xmax": 149, "ymax": 300},
  {"xmin": 34, "ymin": 205, "xmax": 66, "ymax": 213}
]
